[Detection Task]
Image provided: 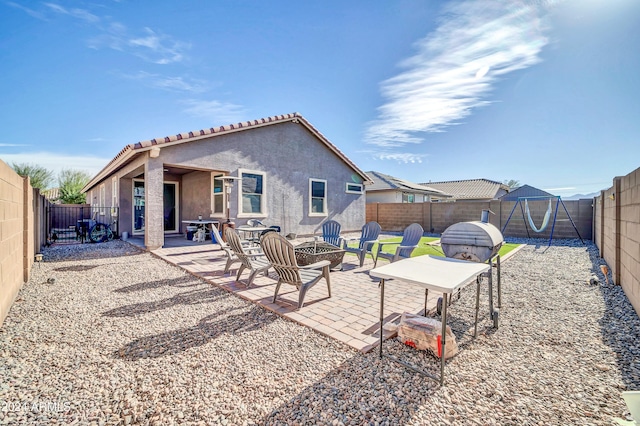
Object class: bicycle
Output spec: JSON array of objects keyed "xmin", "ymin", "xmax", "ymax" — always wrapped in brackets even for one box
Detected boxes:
[{"xmin": 89, "ymin": 214, "xmax": 116, "ymax": 243}]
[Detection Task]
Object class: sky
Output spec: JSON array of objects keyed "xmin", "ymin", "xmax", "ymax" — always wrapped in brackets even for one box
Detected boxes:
[{"xmin": 1, "ymin": 0, "xmax": 639, "ymax": 198}]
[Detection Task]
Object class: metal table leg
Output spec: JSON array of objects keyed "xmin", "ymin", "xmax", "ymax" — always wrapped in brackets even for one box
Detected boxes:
[
  {"xmin": 379, "ymin": 279, "xmax": 385, "ymax": 359},
  {"xmin": 440, "ymin": 292, "xmax": 448, "ymax": 386}
]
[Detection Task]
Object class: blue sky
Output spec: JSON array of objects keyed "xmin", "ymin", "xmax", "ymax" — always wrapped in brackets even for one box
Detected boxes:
[{"xmin": 1, "ymin": 0, "xmax": 638, "ymax": 197}]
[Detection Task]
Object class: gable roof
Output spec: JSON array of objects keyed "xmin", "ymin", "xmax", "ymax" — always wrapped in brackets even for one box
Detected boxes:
[
  {"xmin": 499, "ymin": 184, "xmax": 554, "ymax": 201},
  {"xmin": 419, "ymin": 178, "xmax": 509, "ymax": 200},
  {"xmin": 83, "ymin": 113, "xmax": 372, "ymax": 192},
  {"xmin": 366, "ymin": 171, "xmax": 450, "ymax": 197}
]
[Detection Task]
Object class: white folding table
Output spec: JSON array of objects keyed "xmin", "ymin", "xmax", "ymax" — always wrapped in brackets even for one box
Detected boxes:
[
  {"xmin": 182, "ymin": 219, "xmax": 220, "ymax": 236},
  {"xmin": 369, "ymin": 255, "xmax": 491, "ymax": 385}
]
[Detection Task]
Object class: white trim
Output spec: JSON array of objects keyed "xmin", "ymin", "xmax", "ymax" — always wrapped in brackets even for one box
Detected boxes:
[
  {"xmin": 210, "ymin": 173, "xmax": 227, "ymax": 219},
  {"xmin": 345, "ymin": 182, "xmax": 364, "ymax": 194},
  {"xmin": 309, "ymin": 178, "xmax": 328, "ymax": 217},
  {"xmin": 163, "ymin": 180, "xmax": 180, "ymax": 234},
  {"xmin": 132, "ymin": 179, "xmax": 145, "ymax": 235},
  {"xmin": 111, "ymin": 176, "xmax": 119, "ymax": 215},
  {"xmin": 99, "ymin": 184, "xmax": 106, "ymax": 215},
  {"xmin": 237, "ymin": 169, "xmax": 267, "ymax": 218}
]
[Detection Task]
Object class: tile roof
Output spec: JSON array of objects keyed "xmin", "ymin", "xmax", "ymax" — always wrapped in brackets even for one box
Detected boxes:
[
  {"xmin": 499, "ymin": 184, "xmax": 554, "ymax": 201},
  {"xmin": 419, "ymin": 178, "xmax": 509, "ymax": 200},
  {"xmin": 366, "ymin": 171, "xmax": 450, "ymax": 196},
  {"xmin": 41, "ymin": 187, "xmax": 60, "ymax": 202},
  {"xmin": 84, "ymin": 113, "xmax": 372, "ymax": 192}
]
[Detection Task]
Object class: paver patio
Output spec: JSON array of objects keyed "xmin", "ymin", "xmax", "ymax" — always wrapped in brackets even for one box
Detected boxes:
[{"xmin": 128, "ymin": 235, "xmax": 521, "ymax": 352}]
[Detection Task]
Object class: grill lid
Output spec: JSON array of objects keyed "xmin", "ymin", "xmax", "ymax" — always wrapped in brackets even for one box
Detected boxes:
[{"xmin": 441, "ymin": 221, "xmax": 504, "ymax": 262}]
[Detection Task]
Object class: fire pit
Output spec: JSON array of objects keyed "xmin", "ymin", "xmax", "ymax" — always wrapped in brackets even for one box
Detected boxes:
[{"xmin": 294, "ymin": 241, "xmax": 345, "ymax": 270}]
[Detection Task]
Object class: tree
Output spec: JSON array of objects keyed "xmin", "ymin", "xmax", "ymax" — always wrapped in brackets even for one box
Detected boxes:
[
  {"xmin": 11, "ymin": 162, "xmax": 54, "ymax": 190},
  {"xmin": 503, "ymin": 179, "xmax": 520, "ymax": 190},
  {"xmin": 58, "ymin": 169, "xmax": 91, "ymax": 204}
]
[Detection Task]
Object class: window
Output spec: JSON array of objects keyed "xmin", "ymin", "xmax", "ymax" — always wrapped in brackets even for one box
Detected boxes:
[
  {"xmin": 239, "ymin": 169, "xmax": 266, "ymax": 216},
  {"xmin": 111, "ymin": 177, "xmax": 119, "ymax": 215},
  {"xmin": 211, "ymin": 174, "xmax": 225, "ymax": 216},
  {"xmin": 402, "ymin": 192, "xmax": 415, "ymax": 203},
  {"xmin": 345, "ymin": 182, "xmax": 364, "ymax": 194},
  {"xmin": 309, "ymin": 179, "xmax": 327, "ymax": 216}
]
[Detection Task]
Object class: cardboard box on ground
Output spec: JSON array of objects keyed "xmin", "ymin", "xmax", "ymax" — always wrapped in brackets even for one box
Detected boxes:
[{"xmin": 397, "ymin": 312, "xmax": 458, "ymax": 360}]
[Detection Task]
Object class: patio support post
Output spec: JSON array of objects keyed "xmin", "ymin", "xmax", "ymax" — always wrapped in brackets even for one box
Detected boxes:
[{"xmin": 144, "ymin": 156, "xmax": 164, "ymax": 250}]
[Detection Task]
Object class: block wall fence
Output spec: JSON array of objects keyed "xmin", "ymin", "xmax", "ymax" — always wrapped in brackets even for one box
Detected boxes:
[
  {"xmin": 594, "ymin": 167, "xmax": 640, "ymax": 316},
  {"xmin": 366, "ymin": 198, "xmax": 593, "ymax": 240},
  {"xmin": 0, "ymin": 159, "xmax": 48, "ymax": 327}
]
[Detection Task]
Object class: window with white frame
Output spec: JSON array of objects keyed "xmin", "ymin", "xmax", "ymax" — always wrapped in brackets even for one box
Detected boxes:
[
  {"xmin": 402, "ymin": 192, "xmax": 415, "ymax": 203},
  {"xmin": 309, "ymin": 179, "xmax": 327, "ymax": 216},
  {"xmin": 239, "ymin": 169, "xmax": 266, "ymax": 216},
  {"xmin": 345, "ymin": 182, "xmax": 364, "ymax": 194},
  {"xmin": 99, "ymin": 184, "xmax": 106, "ymax": 214},
  {"xmin": 111, "ymin": 177, "xmax": 118, "ymax": 215},
  {"xmin": 211, "ymin": 173, "xmax": 225, "ymax": 216}
]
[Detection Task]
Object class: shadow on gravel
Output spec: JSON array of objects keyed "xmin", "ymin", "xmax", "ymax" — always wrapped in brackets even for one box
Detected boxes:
[
  {"xmin": 113, "ymin": 275, "xmax": 204, "ymax": 294},
  {"xmin": 40, "ymin": 242, "xmax": 146, "ymax": 263},
  {"xmin": 103, "ymin": 287, "xmax": 225, "ymax": 317},
  {"xmin": 588, "ymin": 246, "xmax": 640, "ymax": 389},
  {"xmin": 115, "ymin": 305, "xmax": 275, "ymax": 359},
  {"xmin": 262, "ymin": 350, "xmax": 440, "ymax": 425},
  {"xmin": 53, "ymin": 265, "xmax": 100, "ymax": 272}
]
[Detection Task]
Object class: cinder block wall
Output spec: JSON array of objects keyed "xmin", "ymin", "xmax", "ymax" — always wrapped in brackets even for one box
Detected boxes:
[
  {"xmin": 595, "ymin": 167, "xmax": 640, "ymax": 316},
  {"xmin": 0, "ymin": 160, "xmax": 39, "ymax": 327},
  {"xmin": 366, "ymin": 199, "xmax": 592, "ymax": 240}
]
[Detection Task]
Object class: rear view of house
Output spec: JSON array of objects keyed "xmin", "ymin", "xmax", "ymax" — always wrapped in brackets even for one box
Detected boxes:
[{"xmin": 82, "ymin": 113, "xmax": 372, "ymax": 249}]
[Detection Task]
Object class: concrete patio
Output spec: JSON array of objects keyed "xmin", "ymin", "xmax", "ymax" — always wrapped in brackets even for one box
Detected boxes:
[{"xmin": 127, "ymin": 234, "xmax": 521, "ymax": 352}]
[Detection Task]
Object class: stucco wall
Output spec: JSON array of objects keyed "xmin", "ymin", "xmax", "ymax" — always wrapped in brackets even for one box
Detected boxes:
[
  {"xmin": 0, "ymin": 159, "xmax": 42, "ymax": 327},
  {"xmin": 595, "ymin": 168, "xmax": 640, "ymax": 316},
  {"xmin": 147, "ymin": 121, "xmax": 366, "ymax": 239}
]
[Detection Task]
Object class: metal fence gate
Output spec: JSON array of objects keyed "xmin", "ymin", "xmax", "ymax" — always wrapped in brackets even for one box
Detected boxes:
[{"xmin": 46, "ymin": 205, "xmax": 119, "ymax": 244}]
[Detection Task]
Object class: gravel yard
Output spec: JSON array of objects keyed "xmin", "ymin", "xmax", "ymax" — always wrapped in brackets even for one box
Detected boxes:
[{"xmin": 1, "ymin": 238, "xmax": 639, "ymax": 425}]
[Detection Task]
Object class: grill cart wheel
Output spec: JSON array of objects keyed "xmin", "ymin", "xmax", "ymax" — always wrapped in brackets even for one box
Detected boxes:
[{"xmin": 492, "ymin": 309, "xmax": 500, "ymax": 329}]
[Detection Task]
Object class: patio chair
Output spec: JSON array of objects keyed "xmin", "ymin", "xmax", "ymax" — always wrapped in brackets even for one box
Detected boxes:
[
  {"xmin": 224, "ymin": 227, "xmax": 271, "ymax": 287},
  {"xmin": 209, "ymin": 225, "xmax": 248, "ymax": 274},
  {"xmin": 374, "ymin": 223, "xmax": 424, "ymax": 267},
  {"xmin": 260, "ymin": 231, "xmax": 331, "ymax": 309},
  {"xmin": 316, "ymin": 219, "xmax": 342, "ymax": 247},
  {"xmin": 341, "ymin": 221, "xmax": 382, "ymax": 267}
]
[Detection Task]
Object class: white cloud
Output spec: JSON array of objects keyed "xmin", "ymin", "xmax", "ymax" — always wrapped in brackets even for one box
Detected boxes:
[
  {"xmin": 6, "ymin": 2, "xmax": 47, "ymax": 20},
  {"xmin": 44, "ymin": 3, "xmax": 99, "ymax": 23},
  {"xmin": 89, "ymin": 25, "xmax": 190, "ymax": 65},
  {"xmin": 365, "ymin": 0, "xmax": 551, "ymax": 153},
  {"xmin": 22, "ymin": 4, "xmax": 190, "ymax": 65},
  {"xmin": 181, "ymin": 100, "xmax": 247, "ymax": 124},
  {"xmin": 371, "ymin": 152, "xmax": 428, "ymax": 163},
  {"xmin": 118, "ymin": 71, "xmax": 209, "ymax": 93},
  {"xmin": 0, "ymin": 143, "xmax": 29, "ymax": 147},
  {"xmin": 0, "ymin": 152, "xmax": 108, "ymax": 180},
  {"xmin": 127, "ymin": 28, "xmax": 189, "ymax": 64}
]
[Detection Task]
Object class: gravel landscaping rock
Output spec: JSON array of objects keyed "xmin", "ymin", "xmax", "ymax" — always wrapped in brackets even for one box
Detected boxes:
[{"xmin": 1, "ymin": 238, "xmax": 639, "ymax": 425}]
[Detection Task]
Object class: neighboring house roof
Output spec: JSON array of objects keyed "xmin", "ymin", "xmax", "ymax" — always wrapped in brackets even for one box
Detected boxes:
[
  {"xmin": 366, "ymin": 171, "xmax": 450, "ymax": 197},
  {"xmin": 41, "ymin": 187, "xmax": 60, "ymax": 203},
  {"xmin": 499, "ymin": 184, "xmax": 555, "ymax": 201},
  {"xmin": 419, "ymin": 178, "xmax": 510, "ymax": 200},
  {"xmin": 83, "ymin": 113, "xmax": 372, "ymax": 192}
]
